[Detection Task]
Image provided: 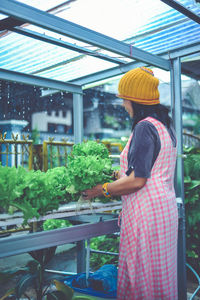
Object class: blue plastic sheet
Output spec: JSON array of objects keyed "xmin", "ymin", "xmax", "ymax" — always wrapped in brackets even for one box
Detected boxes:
[{"xmin": 63, "ymin": 264, "xmax": 118, "ymax": 299}]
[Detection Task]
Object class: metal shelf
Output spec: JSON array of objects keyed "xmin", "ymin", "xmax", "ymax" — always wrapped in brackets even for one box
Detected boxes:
[
  {"xmin": 0, "ymin": 201, "xmax": 121, "ymax": 259},
  {"xmin": 0, "ymin": 217, "xmax": 119, "ymax": 259}
]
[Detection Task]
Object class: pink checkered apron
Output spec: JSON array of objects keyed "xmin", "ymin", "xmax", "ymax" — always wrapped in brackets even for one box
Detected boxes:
[{"xmin": 117, "ymin": 117, "xmax": 178, "ymax": 300}]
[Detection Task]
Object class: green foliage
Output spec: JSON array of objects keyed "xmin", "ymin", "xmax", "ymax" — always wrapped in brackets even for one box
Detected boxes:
[
  {"xmin": 43, "ymin": 219, "xmax": 72, "ymax": 231},
  {"xmin": 66, "ymin": 155, "xmax": 112, "ymax": 194},
  {"xmin": 0, "ymin": 165, "xmax": 71, "ymax": 223},
  {"xmin": 0, "ymin": 165, "xmax": 72, "ymax": 222},
  {"xmin": 89, "ymin": 234, "xmax": 120, "ymax": 271},
  {"xmin": 184, "ymin": 146, "xmax": 200, "ymax": 273},
  {"xmin": 71, "ymin": 140, "xmax": 109, "ymax": 159},
  {"xmin": 0, "ymin": 141, "xmax": 117, "ymax": 299},
  {"xmin": 0, "ymin": 141, "xmax": 115, "ymax": 223},
  {"xmin": 0, "ymin": 166, "xmax": 27, "ymax": 211},
  {"xmin": 65, "ymin": 141, "xmax": 114, "ymax": 200}
]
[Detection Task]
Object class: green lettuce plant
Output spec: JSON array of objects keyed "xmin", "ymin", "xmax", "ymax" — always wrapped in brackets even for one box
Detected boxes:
[
  {"xmin": 0, "ymin": 141, "xmax": 115, "ymax": 223},
  {"xmin": 65, "ymin": 141, "xmax": 114, "ymax": 201}
]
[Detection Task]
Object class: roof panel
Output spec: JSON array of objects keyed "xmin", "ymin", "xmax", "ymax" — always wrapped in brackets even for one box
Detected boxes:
[
  {"xmin": 16, "ymin": 0, "xmax": 71, "ymax": 12},
  {"xmin": 0, "ymin": 0, "xmax": 199, "ymax": 82},
  {"xmin": 134, "ymin": 20, "xmax": 200, "ymax": 54}
]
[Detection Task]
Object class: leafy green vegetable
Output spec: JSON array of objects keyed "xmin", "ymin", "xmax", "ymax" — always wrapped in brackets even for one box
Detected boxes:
[
  {"xmin": 0, "ymin": 141, "xmax": 118, "ymax": 223},
  {"xmin": 66, "ymin": 155, "xmax": 113, "ymax": 194},
  {"xmin": 64, "ymin": 141, "xmax": 114, "ymax": 200},
  {"xmin": 0, "ymin": 165, "xmax": 27, "ymax": 211},
  {"xmin": 43, "ymin": 219, "xmax": 72, "ymax": 231},
  {"xmin": 70, "ymin": 141, "xmax": 109, "ymax": 159},
  {"xmin": 0, "ymin": 165, "xmax": 71, "ymax": 223}
]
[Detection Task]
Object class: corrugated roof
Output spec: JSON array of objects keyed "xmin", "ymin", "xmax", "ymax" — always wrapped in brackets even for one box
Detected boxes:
[{"xmin": 0, "ymin": 0, "xmax": 200, "ymax": 82}]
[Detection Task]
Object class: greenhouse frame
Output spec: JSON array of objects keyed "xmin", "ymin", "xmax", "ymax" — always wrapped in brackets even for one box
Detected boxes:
[{"xmin": 0, "ymin": 0, "xmax": 200, "ymax": 299}]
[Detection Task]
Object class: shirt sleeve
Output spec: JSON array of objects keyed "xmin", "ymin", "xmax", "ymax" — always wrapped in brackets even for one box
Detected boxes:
[{"xmin": 126, "ymin": 121, "xmax": 161, "ymax": 178}]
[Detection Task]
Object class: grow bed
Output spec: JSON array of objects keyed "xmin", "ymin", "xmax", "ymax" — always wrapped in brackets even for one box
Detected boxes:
[{"xmin": 0, "ymin": 200, "xmax": 122, "ymax": 228}]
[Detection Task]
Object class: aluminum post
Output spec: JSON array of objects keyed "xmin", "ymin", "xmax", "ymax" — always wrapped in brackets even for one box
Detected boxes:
[
  {"xmin": 170, "ymin": 57, "xmax": 187, "ymax": 300},
  {"xmin": 73, "ymin": 92, "xmax": 83, "ymax": 144}
]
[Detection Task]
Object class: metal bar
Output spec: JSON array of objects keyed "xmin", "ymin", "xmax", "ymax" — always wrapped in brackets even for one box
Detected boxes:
[
  {"xmin": 0, "ymin": 16, "xmax": 24, "ymax": 30},
  {"xmin": 77, "ymin": 240, "xmax": 86, "ymax": 273},
  {"xmin": 171, "ymin": 58, "xmax": 184, "ymax": 199},
  {"xmin": 0, "ymin": 140, "xmax": 32, "ymax": 144},
  {"xmin": 161, "ymin": 41, "xmax": 200, "ymax": 60},
  {"xmin": 0, "ymin": 219, "xmax": 119, "ymax": 258},
  {"xmin": 45, "ymin": 269, "xmax": 77, "ymax": 276},
  {"xmin": 86, "ymin": 239, "xmax": 90, "ymax": 284},
  {"xmin": 90, "ymin": 249, "xmax": 119, "ymax": 256},
  {"xmin": 160, "ymin": 0, "xmax": 200, "ymax": 24},
  {"xmin": 0, "ymin": 68, "xmax": 82, "ymax": 94},
  {"xmin": 0, "ymin": 0, "xmax": 169, "ymax": 70},
  {"xmin": 73, "ymin": 93, "xmax": 83, "ymax": 144},
  {"xmin": 44, "ymin": 141, "xmax": 74, "ymax": 146},
  {"xmin": 70, "ymin": 42, "xmax": 200, "ymax": 87},
  {"xmin": 186, "ymin": 263, "xmax": 200, "ymax": 300},
  {"xmin": 43, "ymin": 141, "xmax": 48, "ymax": 172},
  {"xmin": 57, "ymin": 145, "xmax": 61, "ymax": 167},
  {"xmin": 50, "ymin": 144, "xmax": 53, "ymax": 169},
  {"xmin": 170, "ymin": 57, "xmax": 187, "ymax": 300},
  {"xmin": 13, "ymin": 27, "xmax": 126, "ymax": 66},
  {"xmin": 71, "ymin": 61, "xmax": 145, "ymax": 87},
  {"xmin": 177, "ymin": 216, "xmax": 187, "ymax": 300},
  {"xmin": 28, "ymin": 144, "xmax": 33, "ymax": 170}
]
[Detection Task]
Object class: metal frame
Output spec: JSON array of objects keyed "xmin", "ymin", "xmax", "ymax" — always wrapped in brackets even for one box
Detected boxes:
[
  {"xmin": 0, "ymin": 68, "xmax": 83, "ymax": 146},
  {"xmin": 170, "ymin": 57, "xmax": 187, "ymax": 300},
  {"xmin": 0, "ymin": 1, "xmax": 198, "ymax": 298},
  {"xmin": 10, "ymin": 27, "xmax": 127, "ymax": 66},
  {"xmin": 0, "ymin": 68, "xmax": 82, "ymax": 94},
  {"xmin": 70, "ymin": 41, "xmax": 200, "ymax": 87},
  {"xmin": 0, "ymin": 0, "xmax": 169, "ymax": 70},
  {"xmin": 73, "ymin": 93, "xmax": 83, "ymax": 143},
  {"xmin": 0, "ymin": 218, "xmax": 119, "ymax": 259},
  {"xmin": 160, "ymin": 0, "xmax": 200, "ymax": 24}
]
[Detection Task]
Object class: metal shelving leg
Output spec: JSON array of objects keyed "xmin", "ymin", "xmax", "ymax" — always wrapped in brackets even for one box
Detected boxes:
[{"xmin": 76, "ymin": 240, "xmax": 86, "ymax": 273}]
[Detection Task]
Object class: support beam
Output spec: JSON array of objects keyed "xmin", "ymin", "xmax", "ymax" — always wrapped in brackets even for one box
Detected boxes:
[
  {"xmin": 71, "ymin": 61, "xmax": 145, "ymax": 87},
  {"xmin": 73, "ymin": 93, "xmax": 83, "ymax": 144},
  {"xmin": 170, "ymin": 57, "xmax": 187, "ymax": 300},
  {"xmin": 0, "ymin": 219, "xmax": 119, "ymax": 258},
  {"xmin": 12, "ymin": 27, "xmax": 125, "ymax": 66},
  {"xmin": 0, "ymin": 16, "xmax": 24, "ymax": 30},
  {"xmin": 0, "ymin": 68, "xmax": 82, "ymax": 94},
  {"xmin": 70, "ymin": 41, "xmax": 200, "ymax": 87},
  {"xmin": 161, "ymin": 41, "xmax": 200, "ymax": 60},
  {"xmin": 0, "ymin": 0, "xmax": 169, "ymax": 70},
  {"xmin": 161, "ymin": 0, "xmax": 200, "ymax": 24},
  {"xmin": 171, "ymin": 58, "xmax": 184, "ymax": 199}
]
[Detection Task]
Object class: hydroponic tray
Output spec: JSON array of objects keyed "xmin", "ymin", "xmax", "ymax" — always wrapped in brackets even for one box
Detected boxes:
[{"xmin": 0, "ymin": 200, "xmax": 122, "ymax": 227}]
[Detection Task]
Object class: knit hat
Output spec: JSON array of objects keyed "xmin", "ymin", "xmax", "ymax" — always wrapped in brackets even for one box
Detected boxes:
[{"xmin": 117, "ymin": 67, "xmax": 160, "ymax": 105}]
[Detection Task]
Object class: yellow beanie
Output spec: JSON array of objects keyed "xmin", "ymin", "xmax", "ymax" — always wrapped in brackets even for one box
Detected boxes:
[{"xmin": 117, "ymin": 67, "xmax": 160, "ymax": 105}]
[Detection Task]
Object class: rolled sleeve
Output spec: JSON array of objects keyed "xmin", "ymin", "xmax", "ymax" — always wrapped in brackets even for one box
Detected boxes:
[{"xmin": 126, "ymin": 121, "xmax": 160, "ymax": 178}]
